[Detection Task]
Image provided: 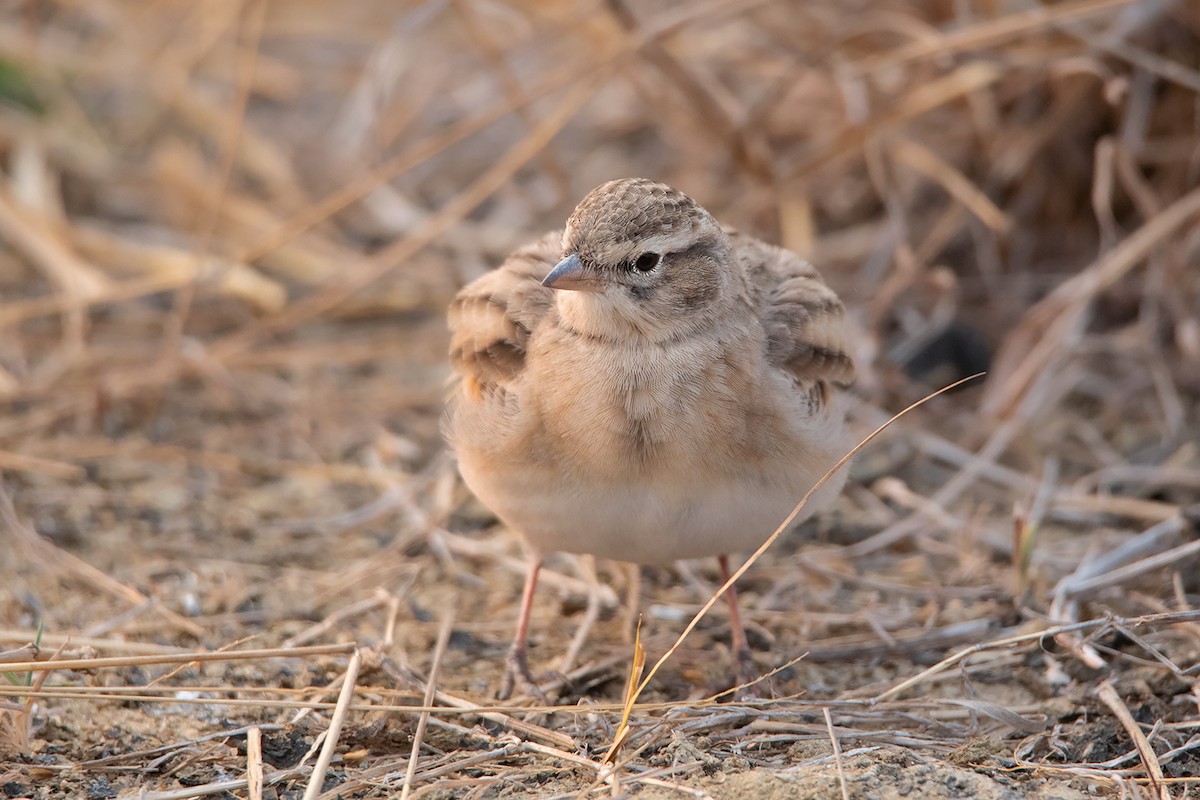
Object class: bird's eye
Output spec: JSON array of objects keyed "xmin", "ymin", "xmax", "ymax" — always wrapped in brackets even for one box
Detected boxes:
[{"xmin": 632, "ymin": 252, "xmax": 660, "ymax": 272}]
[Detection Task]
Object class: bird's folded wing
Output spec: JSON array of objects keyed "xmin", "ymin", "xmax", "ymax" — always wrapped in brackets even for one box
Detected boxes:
[
  {"xmin": 448, "ymin": 231, "xmax": 560, "ymax": 395},
  {"xmin": 733, "ymin": 232, "xmax": 856, "ymax": 389}
]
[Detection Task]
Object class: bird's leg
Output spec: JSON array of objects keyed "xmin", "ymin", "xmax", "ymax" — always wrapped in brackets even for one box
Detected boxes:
[
  {"xmin": 718, "ymin": 554, "xmax": 759, "ymax": 690},
  {"xmin": 499, "ymin": 556, "xmax": 546, "ymax": 701}
]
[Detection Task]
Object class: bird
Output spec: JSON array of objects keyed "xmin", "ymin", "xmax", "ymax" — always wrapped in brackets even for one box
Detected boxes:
[{"xmin": 445, "ymin": 178, "xmax": 856, "ymax": 699}]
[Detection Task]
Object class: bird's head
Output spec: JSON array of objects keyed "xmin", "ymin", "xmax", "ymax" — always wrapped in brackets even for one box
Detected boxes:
[{"xmin": 544, "ymin": 178, "xmax": 735, "ymax": 342}]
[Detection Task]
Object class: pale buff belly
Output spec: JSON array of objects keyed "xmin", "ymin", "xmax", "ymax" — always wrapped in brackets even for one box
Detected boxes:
[{"xmin": 456, "ymin": 449, "xmax": 847, "ymax": 564}]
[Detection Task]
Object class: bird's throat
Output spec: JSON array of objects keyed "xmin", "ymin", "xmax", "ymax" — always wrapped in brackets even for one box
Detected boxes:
[{"xmin": 554, "ymin": 289, "xmax": 651, "ymax": 342}]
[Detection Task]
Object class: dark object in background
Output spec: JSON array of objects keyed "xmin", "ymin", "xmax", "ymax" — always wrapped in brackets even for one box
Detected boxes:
[{"xmin": 901, "ymin": 321, "xmax": 991, "ymax": 387}]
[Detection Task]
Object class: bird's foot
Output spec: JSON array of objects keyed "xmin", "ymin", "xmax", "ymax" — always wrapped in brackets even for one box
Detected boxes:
[{"xmin": 498, "ymin": 647, "xmax": 550, "ymax": 703}]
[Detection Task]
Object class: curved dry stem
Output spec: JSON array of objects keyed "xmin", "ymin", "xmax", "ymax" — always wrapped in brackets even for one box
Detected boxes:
[{"xmin": 605, "ymin": 372, "xmax": 986, "ymax": 759}]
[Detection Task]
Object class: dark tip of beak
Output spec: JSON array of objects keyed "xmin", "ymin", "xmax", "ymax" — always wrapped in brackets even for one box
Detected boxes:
[{"xmin": 542, "ymin": 253, "xmax": 595, "ymax": 291}]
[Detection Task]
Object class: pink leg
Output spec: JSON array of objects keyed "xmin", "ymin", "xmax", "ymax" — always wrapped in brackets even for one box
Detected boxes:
[
  {"xmin": 499, "ymin": 557, "xmax": 544, "ymax": 700},
  {"xmin": 718, "ymin": 555, "xmax": 757, "ymax": 687}
]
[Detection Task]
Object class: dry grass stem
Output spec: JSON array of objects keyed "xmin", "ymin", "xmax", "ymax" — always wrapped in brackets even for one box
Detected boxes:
[
  {"xmin": 1096, "ymin": 679, "xmax": 1171, "ymax": 800},
  {"xmin": 0, "ymin": 643, "xmax": 355, "ymax": 675},
  {"xmin": 873, "ymin": 610, "xmax": 1200, "ymax": 703},
  {"xmin": 399, "ymin": 607, "xmax": 455, "ymax": 800},
  {"xmin": 302, "ymin": 648, "xmax": 362, "ymax": 800},
  {"xmin": 823, "ymin": 706, "xmax": 851, "ymax": 800},
  {"xmin": 246, "ymin": 726, "xmax": 264, "ymax": 800}
]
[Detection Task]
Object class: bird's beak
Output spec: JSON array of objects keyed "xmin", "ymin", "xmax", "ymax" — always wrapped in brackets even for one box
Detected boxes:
[{"xmin": 541, "ymin": 253, "xmax": 598, "ymax": 292}]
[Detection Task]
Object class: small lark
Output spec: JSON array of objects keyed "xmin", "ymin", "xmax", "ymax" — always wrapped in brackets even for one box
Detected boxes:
[{"xmin": 446, "ymin": 178, "xmax": 856, "ymax": 698}]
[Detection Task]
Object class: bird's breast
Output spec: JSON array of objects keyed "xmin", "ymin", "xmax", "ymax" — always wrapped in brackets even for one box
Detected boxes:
[{"xmin": 528, "ymin": 327, "xmax": 776, "ymax": 481}]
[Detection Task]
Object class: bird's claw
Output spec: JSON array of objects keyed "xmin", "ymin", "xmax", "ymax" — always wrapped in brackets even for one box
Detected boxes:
[{"xmin": 498, "ymin": 647, "xmax": 549, "ymax": 703}]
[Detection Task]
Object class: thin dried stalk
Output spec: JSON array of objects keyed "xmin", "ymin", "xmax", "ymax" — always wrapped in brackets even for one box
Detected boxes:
[
  {"xmin": 302, "ymin": 648, "xmax": 362, "ymax": 800},
  {"xmin": 246, "ymin": 726, "xmax": 263, "ymax": 800},
  {"xmin": 399, "ymin": 607, "xmax": 455, "ymax": 800},
  {"xmin": 1095, "ymin": 680, "xmax": 1170, "ymax": 800}
]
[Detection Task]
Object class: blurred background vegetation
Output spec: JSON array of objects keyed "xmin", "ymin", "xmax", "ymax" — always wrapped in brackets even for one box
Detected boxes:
[{"xmin": 0, "ymin": 1, "xmax": 1196, "ymax": 444}]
